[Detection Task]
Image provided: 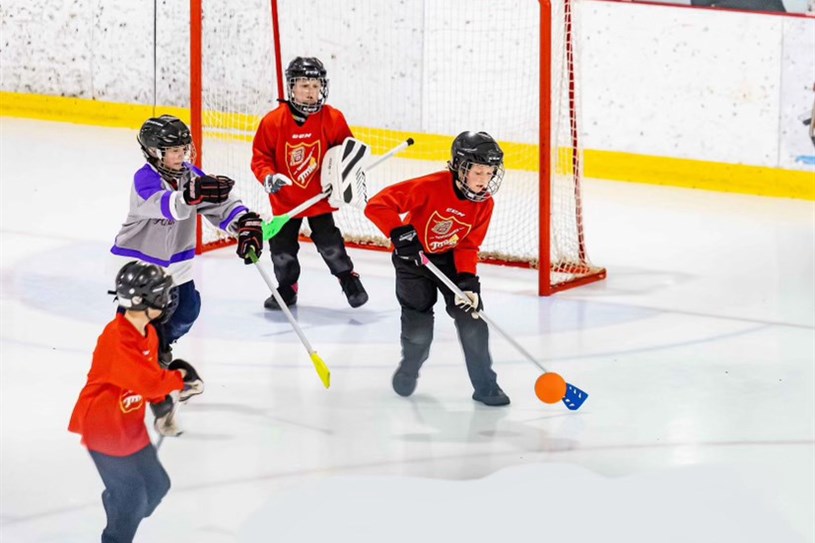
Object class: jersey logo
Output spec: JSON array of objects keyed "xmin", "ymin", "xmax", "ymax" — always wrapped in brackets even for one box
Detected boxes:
[
  {"xmin": 120, "ymin": 390, "xmax": 144, "ymax": 413},
  {"xmin": 285, "ymin": 141, "xmax": 321, "ymax": 189},
  {"xmin": 424, "ymin": 211, "xmax": 472, "ymax": 253}
]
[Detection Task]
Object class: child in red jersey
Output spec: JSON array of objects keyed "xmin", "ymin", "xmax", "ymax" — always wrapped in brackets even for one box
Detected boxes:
[
  {"xmin": 69, "ymin": 261, "xmax": 204, "ymax": 543},
  {"xmin": 365, "ymin": 131, "xmax": 510, "ymax": 406},
  {"xmin": 251, "ymin": 56, "xmax": 368, "ymax": 311}
]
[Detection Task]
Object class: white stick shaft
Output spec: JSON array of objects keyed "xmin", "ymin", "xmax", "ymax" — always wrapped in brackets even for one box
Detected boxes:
[
  {"xmin": 364, "ymin": 138, "xmax": 414, "ymax": 173},
  {"xmin": 422, "ymin": 257, "xmax": 549, "ymax": 373},
  {"xmin": 284, "ymin": 192, "xmax": 327, "ymax": 219},
  {"xmin": 252, "ymin": 259, "xmax": 316, "ymax": 355}
]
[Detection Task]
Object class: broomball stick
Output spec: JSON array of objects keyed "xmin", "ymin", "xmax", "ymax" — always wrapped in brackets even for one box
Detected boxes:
[
  {"xmin": 247, "ymin": 247, "xmax": 331, "ymax": 389},
  {"xmin": 421, "ymin": 254, "xmax": 588, "ymax": 410}
]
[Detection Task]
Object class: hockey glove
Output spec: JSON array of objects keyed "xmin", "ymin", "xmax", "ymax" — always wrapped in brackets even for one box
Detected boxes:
[
  {"xmin": 184, "ymin": 175, "xmax": 235, "ymax": 205},
  {"xmin": 236, "ymin": 212, "xmax": 263, "ymax": 264},
  {"xmin": 264, "ymin": 173, "xmax": 293, "ymax": 195},
  {"xmin": 390, "ymin": 224, "xmax": 424, "ymax": 266},
  {"xmin": 454, "ymin": 273, "xmax": 482, "ymax": 319},
  {"xmin": 168, "ymin": 359, "xmax": 205, "ymax": 402}
]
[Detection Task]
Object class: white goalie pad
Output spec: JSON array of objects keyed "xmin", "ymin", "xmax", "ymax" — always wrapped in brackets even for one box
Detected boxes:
[{"xmin": 321, "ymin": 137, "xmax": 371, "ymax": 210}]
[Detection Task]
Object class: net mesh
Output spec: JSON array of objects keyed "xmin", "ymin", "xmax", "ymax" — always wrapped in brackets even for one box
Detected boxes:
[{"xmin": 196, "ymin": 0, "xmax": 602, "ymax": 289}]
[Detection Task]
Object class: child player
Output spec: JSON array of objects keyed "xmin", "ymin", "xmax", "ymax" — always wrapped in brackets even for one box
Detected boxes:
[
  {"xmin": 69, "ymin": 261, "xmax": 204, "ymax": 543},
  {"xmin": 111, "ymin": 114, "xmax": 264, "ymax": 365},
  {"xmin": 364, "ymin": 131, "xmax": 511, "ymax": 406},
  {"xmin": 251, "ymin": 56, "xmax": 368, "ymax": 310}
]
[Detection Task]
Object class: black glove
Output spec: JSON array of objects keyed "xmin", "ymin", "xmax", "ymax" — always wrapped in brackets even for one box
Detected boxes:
[
  {"xmin": 168, "ymin": 359, "xmax": 204, "ymax": 401},
  {"xmin": 183, "ymin": 175, "xmax": 235, "ymax": 205},
  {"xmin": 390, "ymin": 224, "xmax": 424, "ymax": 266},
  {"xmin": 454, "ymin": 273, "xmax": 483, "ymax": 317},
  {"xmin": 150, "ymin": 395, "xmax": 174, "ymax": 418},
  {"xmin": 168, "ymin": 359, "xmax": 201, "ymax": 382},
  {"xmin": 236, "ymin": 212, "xmax": 263, "ymax": 264}
]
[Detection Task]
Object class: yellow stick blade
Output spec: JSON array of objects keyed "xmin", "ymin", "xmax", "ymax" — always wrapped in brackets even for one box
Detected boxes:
[{"xmin": 310, "ymin": 352, "xmax": 331, "ymax": 389}]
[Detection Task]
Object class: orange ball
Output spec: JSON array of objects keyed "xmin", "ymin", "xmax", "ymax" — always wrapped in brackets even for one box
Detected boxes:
[{"xmin": 535, "ymin": 372, "xmax": 567, "ymax": 404}]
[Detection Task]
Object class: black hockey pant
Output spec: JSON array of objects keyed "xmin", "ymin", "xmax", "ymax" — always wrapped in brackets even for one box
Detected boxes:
[
  {"xmin": 89, "ymin": 444, "xmax": 171, "ymax": 543},
  {"xmin": 268, "ymin": 212, "xmax": 353, "ymax": 287},
  {"xmin": 393, "ymin": 251, "xmax": 498, "ymax": 395}
]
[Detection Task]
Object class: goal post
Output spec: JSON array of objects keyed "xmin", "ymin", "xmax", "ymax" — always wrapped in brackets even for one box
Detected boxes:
[{"xmin": 189, "ymin": 0, "xmax": 605, "ymax": 296}]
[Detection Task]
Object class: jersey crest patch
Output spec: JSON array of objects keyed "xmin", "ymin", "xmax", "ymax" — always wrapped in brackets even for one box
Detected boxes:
[
  {"xmin": 424, "ymin": 211, "xmax": 472, "ymax": 253},
  {"xmin": 120, "ymin": 390, "xmax": 144, "ymax": 413},
  {"xmin": 285, "ymin": 141, "xmax": 321, "ymax": 189}
]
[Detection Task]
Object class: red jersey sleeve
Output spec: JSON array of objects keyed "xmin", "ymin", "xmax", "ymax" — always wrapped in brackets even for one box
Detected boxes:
[
  {"xmin": 364, "ymin": 177, "xmax": 422, "ymax": 237},
  {"xmin": 251, "ymin": 108, "xmax": 281, "ymax": 184},
  {"xmin": 68, "ymin": 315, "xmax": 185, "ymax": 456},
  {"xmin": 94, "ymin": 325, "xmax": 185, "ymax": 402}
]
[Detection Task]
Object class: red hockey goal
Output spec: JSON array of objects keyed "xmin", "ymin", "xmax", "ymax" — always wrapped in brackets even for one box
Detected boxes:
[{"xmin": 189, "ymin": 0, "xmax": 605, "ymax": 295}]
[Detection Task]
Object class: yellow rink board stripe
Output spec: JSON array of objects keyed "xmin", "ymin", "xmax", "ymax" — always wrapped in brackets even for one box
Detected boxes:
[{"xmin": 2, "ymin": 91, "xmax": 812, "ymax": 200}]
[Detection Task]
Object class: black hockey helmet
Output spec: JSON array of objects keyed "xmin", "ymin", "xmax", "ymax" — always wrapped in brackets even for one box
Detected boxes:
[
  {"xmin": 448, "ymin": 131, "xmax": 505, "ymax": 202},
  {"xmin": 113, "ymin": 261, "xmax": 177, "ymax": 318},
  {"xmin": 137, "ymin": 115, "xmax": 195, "ymax": 183},
  {"xmin": 285, "ymin": 57, "xmax": 329, "ymax": 115}
]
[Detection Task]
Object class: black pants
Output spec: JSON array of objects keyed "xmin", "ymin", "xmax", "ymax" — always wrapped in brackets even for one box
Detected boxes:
[
  {"xmin": 393, "ymin": 251, "xmax": 498, "ymax": 394},
  {"xmin": 268, "ymin": 212, "xmax": 354, "ymax": 287},
  {"xmin": 89, "ymin": 444, "xmax": 171, "ymax": 543}
]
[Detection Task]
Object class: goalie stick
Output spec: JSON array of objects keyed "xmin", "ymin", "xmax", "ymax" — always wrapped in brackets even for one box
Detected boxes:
[
  {"xmin": 420, "ymin": 254, "xmax": 589, "ymax": 411},
  {"xmin": 262, "ymin": 137, "xmax": 415, "ymax": 240},
  {"xmin": 246, "ymin": 247, "xmax": 331, "ymax": 389}
]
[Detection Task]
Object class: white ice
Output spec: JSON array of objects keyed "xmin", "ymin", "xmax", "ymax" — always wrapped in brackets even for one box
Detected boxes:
[{"xmin": 1, "ymin": 118, "xmax": 813, "ymax": 542}]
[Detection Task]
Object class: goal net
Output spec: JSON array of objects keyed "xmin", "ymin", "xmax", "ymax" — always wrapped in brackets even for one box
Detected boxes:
[{"xmin": 191, "ymin": 0, "xmax": 605, "ymax": 295}]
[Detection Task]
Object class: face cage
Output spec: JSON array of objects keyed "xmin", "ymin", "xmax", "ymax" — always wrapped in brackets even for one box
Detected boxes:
[
  {"xmin": 455, "ymin": 161, "xmax": 505, "ymax": 202},
  {"xmin": 147, "ymin": 143, "xmax": 196, "ymax": 185},
  {"xmin": 287, "ymin": 77, "xmax": 329, "ymax": 115}
]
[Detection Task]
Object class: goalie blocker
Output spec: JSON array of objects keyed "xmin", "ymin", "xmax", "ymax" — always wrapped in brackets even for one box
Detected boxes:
[{"xmin": 321, "ymin": 137, "xmax": 371, "ymax": 210}]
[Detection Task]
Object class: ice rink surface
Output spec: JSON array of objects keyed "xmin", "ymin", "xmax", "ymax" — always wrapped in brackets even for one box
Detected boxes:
[{"xmin": 1, "ymin": 118, "xmax": 813, "ymax": 542}]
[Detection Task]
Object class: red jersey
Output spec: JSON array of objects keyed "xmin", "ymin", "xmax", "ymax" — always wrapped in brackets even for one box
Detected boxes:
[
  {"xmin": 251, "ymin": 103, "xmax": 353, "ymax": 217},
  {"xmin": 365, "ymin": 171, "xmax": 494, "ymax": 275},
  {"xmin": 68, "ymin": 314, "xmax": 185, "ymax": 456}
]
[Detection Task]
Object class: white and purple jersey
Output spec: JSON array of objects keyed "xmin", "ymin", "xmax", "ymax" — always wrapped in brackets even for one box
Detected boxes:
[{"xmin": 111, "ymin": 163, "xmax": 248, "ymax": 284}]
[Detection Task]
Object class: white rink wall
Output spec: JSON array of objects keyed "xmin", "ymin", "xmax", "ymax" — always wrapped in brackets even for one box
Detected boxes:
[{"xmin": 1, "ymin": 0, "xmax": 813, "ymax": 169}]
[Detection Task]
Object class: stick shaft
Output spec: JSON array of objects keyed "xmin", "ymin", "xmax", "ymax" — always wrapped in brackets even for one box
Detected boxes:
[
  {"xmin": 364, "ymin": 138, "xmax": 414, "ymax": 173},
  {"xmin": 284, "ymin": 192, "xmax": 328, "ymax": 219},
  {"xmin": 421, "ymin": 256, "xmax": 549, "ymax": 373},
  {"xmin": 247, "ymin": 248, "xmax": 330, "ymax": 388},
  {"xmin": 251, "ymin": 253, "xmax": 315, "ymax": 353}
]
